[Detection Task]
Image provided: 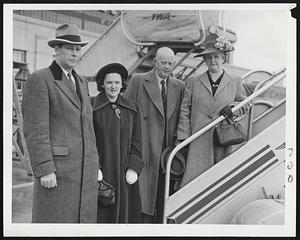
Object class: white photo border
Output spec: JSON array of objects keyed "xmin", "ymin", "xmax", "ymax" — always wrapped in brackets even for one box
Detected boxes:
[{"xmin": 3, "ymin": 3, "xmax": 296, "ymax": 237}]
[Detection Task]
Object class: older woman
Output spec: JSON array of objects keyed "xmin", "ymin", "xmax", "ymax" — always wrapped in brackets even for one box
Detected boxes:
[
  {"xmin": 93, "ymin": 63, "xmax": 144, "ymax": 223},
  {"xmin": 177, "ymin": 37, "xmax": 249, "ymax": 187}
]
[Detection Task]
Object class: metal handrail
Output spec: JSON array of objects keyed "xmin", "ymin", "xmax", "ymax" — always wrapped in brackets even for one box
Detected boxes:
[
  {"xmin": 222, "ymin": 10, "xmax": 226, "ymax": 32},
  {"xmin": 242, "ymin": 70, "xmax": 273, "ymax": 140},
  {"xmin": 163, "ymin": 67, "xmax": 286, "ymax": 223},
  {"xmin": 254, "ymin": 67, "xmax": 286, "ymax": 92},
  {"xmin": 241, "ymin": 69, "xmax": 273, "ymax": 80},
  {"xmin": 245, "ymin": 66, "xmax": 286, "ymax": 139},
  {"xmin": 120, "ymin": 11, "xmax": 155, "ymax": 46},
  {"xmin": 253, "ymin": 98, "xmax": 286, "ymax": 124},
  {"xmin": 194, "ymin": 10, "xmax": 206, "ymax": 47},
  {"xmin": 183, "ymin": 60, "xmax": 205, "ymax": 81},
  {"xmin": 173, "ymin": 48, "xmax": 197, "ymax": 70},
  {"xmin": 172, "ymin": 10, "xmax": 207, "ymax": 76}
]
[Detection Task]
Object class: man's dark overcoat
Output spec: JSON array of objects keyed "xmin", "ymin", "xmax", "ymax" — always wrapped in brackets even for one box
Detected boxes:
[
  {"xmin": 125, "ymin": 69, "xmax": 185, "ymax": 216},
  {"xmin": 92, "ymin": 92, "xmax": 145, "ymax": 223},
  {"xmin": 22, "ymin": 61, "xmax": 99, "ymax": 223}
]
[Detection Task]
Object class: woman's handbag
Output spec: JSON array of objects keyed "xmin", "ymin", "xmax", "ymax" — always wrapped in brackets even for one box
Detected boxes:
[
  {"xmin": 214, "ymin": 117, "xmax": 246, "ymax": 146},
  {"xmin": 98, "ymin": 180, "xmax": 115, "ymax": 206}
]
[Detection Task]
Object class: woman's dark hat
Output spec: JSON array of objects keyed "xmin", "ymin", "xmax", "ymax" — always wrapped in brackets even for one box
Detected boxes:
[
  {"xmin": 161, "ymin": 146, "xmax": 186, "ymax": 180},
  {"xmin": 95, "ymin": 63, "xmax": 128, "ymax": 90},
  {"xmin": 48, "ymin": 24, "xmax": 88, "ymax": 48},
  {"xmin": 194, "ymin": 37, "xmax": 234, "ymax": 58}
]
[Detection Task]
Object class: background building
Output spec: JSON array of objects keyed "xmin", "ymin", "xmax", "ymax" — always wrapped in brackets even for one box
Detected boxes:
[
  {"xmin": 13, "ymin": 10, "xmax": 117, "ymax": 92},
  {"xmin": 12, "ymin": 10, "xmax": 117, "ymax": 167}
]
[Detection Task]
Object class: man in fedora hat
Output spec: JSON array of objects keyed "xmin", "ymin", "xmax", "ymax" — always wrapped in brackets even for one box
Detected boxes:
[
  {"xmin": 125, "ymin": 47, "xmax": 185, "ymax": 223},
  {"xmin": 22, "ymin": 23, "xmax": 100, "ymax": 223}
]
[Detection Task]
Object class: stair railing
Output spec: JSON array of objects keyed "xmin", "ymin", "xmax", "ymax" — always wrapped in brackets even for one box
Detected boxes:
[
  {"xmin": 171, "ymin": 10, "xmax": 206, "ymax": 71},
  {"xmin": 163, "ymin": 66, "xmax": 286, "ymax": 223},
  {"xmin": 244, "ymin": 66, "xmax": 286, "ymax": 140},
  {"xmin": 120, "ymin": 11, "xmax": 155, "ymax": 46},
  {"xmin": 242, "ymin": 69, "xmax": 273, "ymax": 80},
  {"xmin": 253, "ymin": 67, "xmax": 286, "ymax": 92}
]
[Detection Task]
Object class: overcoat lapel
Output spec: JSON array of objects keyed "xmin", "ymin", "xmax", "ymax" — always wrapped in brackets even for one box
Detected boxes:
[
  {"xmin": 55, "ymin": 77, "xmax": 81, "ymax": 109},
  {"xmin": 214, "ymin": 71, "xmax": 231, "ymax": 98},
  {"xmin": 166, "ymin": 77, "xmax": 180, "ymax": 120},
  {"xmin": 200, "ymin": 72, "xmax": 212, "ymax": 95},
  {"xmin": 143, "ymin": 70, "xmax": 164, "ymax": 117},
  {"xmin": 50, "ymin": 61, "xmax": 81, "ymax": 109}
]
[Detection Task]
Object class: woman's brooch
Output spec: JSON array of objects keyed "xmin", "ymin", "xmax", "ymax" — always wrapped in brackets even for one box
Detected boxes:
[{"xmin": 111, "ymin": 104, "xmax": 121, "ymax": 119}]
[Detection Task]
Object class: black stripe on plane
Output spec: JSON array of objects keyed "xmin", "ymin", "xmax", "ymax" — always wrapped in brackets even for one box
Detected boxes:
[
  {"xmin": 175, "ymin": 150, "xmax": 276, "ymax": 223},
  {"xmin": 186, "ymin": 158, "xmax": 279, "ymax": 224},
  {"xmin": 167, "ymin": 145, "xmax": 270, "ymax": 218},
  {"xmin": 275, "ymin": 142, "xmax": 285, "ymax": 150}
]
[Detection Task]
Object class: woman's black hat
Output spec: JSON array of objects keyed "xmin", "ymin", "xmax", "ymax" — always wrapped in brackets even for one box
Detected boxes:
[{"xmin": 95, "ymin": 63, "xmax": 128, "ymax": 91}]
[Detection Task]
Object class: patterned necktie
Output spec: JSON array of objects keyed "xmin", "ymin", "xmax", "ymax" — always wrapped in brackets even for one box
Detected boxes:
[
  {"xmin": 67, "ymin": 72, "xmax": 76, "ymax": 91},
  {"xmin": 160, "ymin": 80, "xmax": 167, "ymax": 117}
]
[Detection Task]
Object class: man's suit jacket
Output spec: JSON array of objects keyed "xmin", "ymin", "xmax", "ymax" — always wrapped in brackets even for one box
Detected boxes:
[
  {"xmin": 125, "ymin": 68, "xmax": 185, "ymax": 215},
  {"xmin": 22, "ymin": 61, "xmax": 99, "ymax": 223}
]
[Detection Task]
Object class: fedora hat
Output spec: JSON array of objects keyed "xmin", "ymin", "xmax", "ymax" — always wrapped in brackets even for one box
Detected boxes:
[
  {"xmin": 95, "ymin": 63, "xmax": 128, "ymax": 91},
  {"xmin": 48, "ymin": 24, "xmax": 88, "ymax": 48},
  {"xmin": 161, "ymin": 146, "xmax": 186, "ymax": 180},
  {"xmin": 194, "ymin": 36, "xmax": 234, "ymax": 57}
]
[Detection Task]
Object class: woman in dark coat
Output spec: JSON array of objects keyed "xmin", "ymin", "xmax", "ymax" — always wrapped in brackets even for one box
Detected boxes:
[{"xmin": 93, "ymin": 63, "xmax": 145, "ymax": 223}]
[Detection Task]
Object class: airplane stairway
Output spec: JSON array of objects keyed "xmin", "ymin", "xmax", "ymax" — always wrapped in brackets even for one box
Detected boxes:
[
  {"xmin": 165, "ymin": 116, "xmax": 285, "ymax": 224},
  {"xmin": 163, "ymin": 68, "xmax": 286, "ymax": 224}
]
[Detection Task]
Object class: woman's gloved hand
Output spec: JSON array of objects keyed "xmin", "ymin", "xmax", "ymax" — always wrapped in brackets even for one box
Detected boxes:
[
  {"xmin": 98, "ymin": 169, "xmax": 103, "ymax": 181},
  {"xmin": 126, "ymin": 169, "xmax": 138, "ymax": 185},
  {"xmin": 220, "ymin": 105, "xmax": 234, "ymax": 118}
]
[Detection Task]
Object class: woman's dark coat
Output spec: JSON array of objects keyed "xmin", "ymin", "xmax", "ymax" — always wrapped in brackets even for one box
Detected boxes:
[{"xmin": 93, "ymin": 92, "xmax": 145, "ymax": 223}]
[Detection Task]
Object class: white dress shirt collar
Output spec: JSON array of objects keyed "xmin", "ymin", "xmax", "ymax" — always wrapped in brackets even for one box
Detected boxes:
[{"xmin": 57, "ymin": 63, "xmax": 76, "ymax": 86}]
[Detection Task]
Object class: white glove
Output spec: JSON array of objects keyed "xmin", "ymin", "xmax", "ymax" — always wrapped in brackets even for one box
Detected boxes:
[
  {"xmin": 40, "ymin": 172, "xmax": 57, "ymax": 188},
  {"xmin": 98, "ymin": 169, "xmax": 103, "ymax": 181},
  {"xmin": 126, "ymin": 169, "xmax": 138, "ymax": 185}
]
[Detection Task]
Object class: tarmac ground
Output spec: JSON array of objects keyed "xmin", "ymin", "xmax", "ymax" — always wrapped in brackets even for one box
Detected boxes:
[{"xmin": 12, "ymin": 160, "xmax": 33, "ymax": 223}]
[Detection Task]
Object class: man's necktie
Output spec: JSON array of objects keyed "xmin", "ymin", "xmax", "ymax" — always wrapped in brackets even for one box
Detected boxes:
[
  {"xmin": 68, "ymin": 72, "xmax": 81, "ymax": 101},
  {"xmin": 67, "ymin": 72, "xmax": 76, "ymax": 91},
  {"xmin": 160, "ymin": 80, "xmax": 167, "ymax": 117}
]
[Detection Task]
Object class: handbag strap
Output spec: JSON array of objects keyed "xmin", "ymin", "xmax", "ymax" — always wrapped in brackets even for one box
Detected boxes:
[
  {"xmin": 100, "ymin": 180, "xmax": 115, "ymax": 190},
  {"xmin": 218, "ymin": 112, "xmax": 237, "ymax": 127},
  {"xmin": 227, "ymin": 116, "xmax": 235, "ymax": 125},
  {"xmin": 222, "ymin": 115, "xmax": 237, "ymax": 125}
]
